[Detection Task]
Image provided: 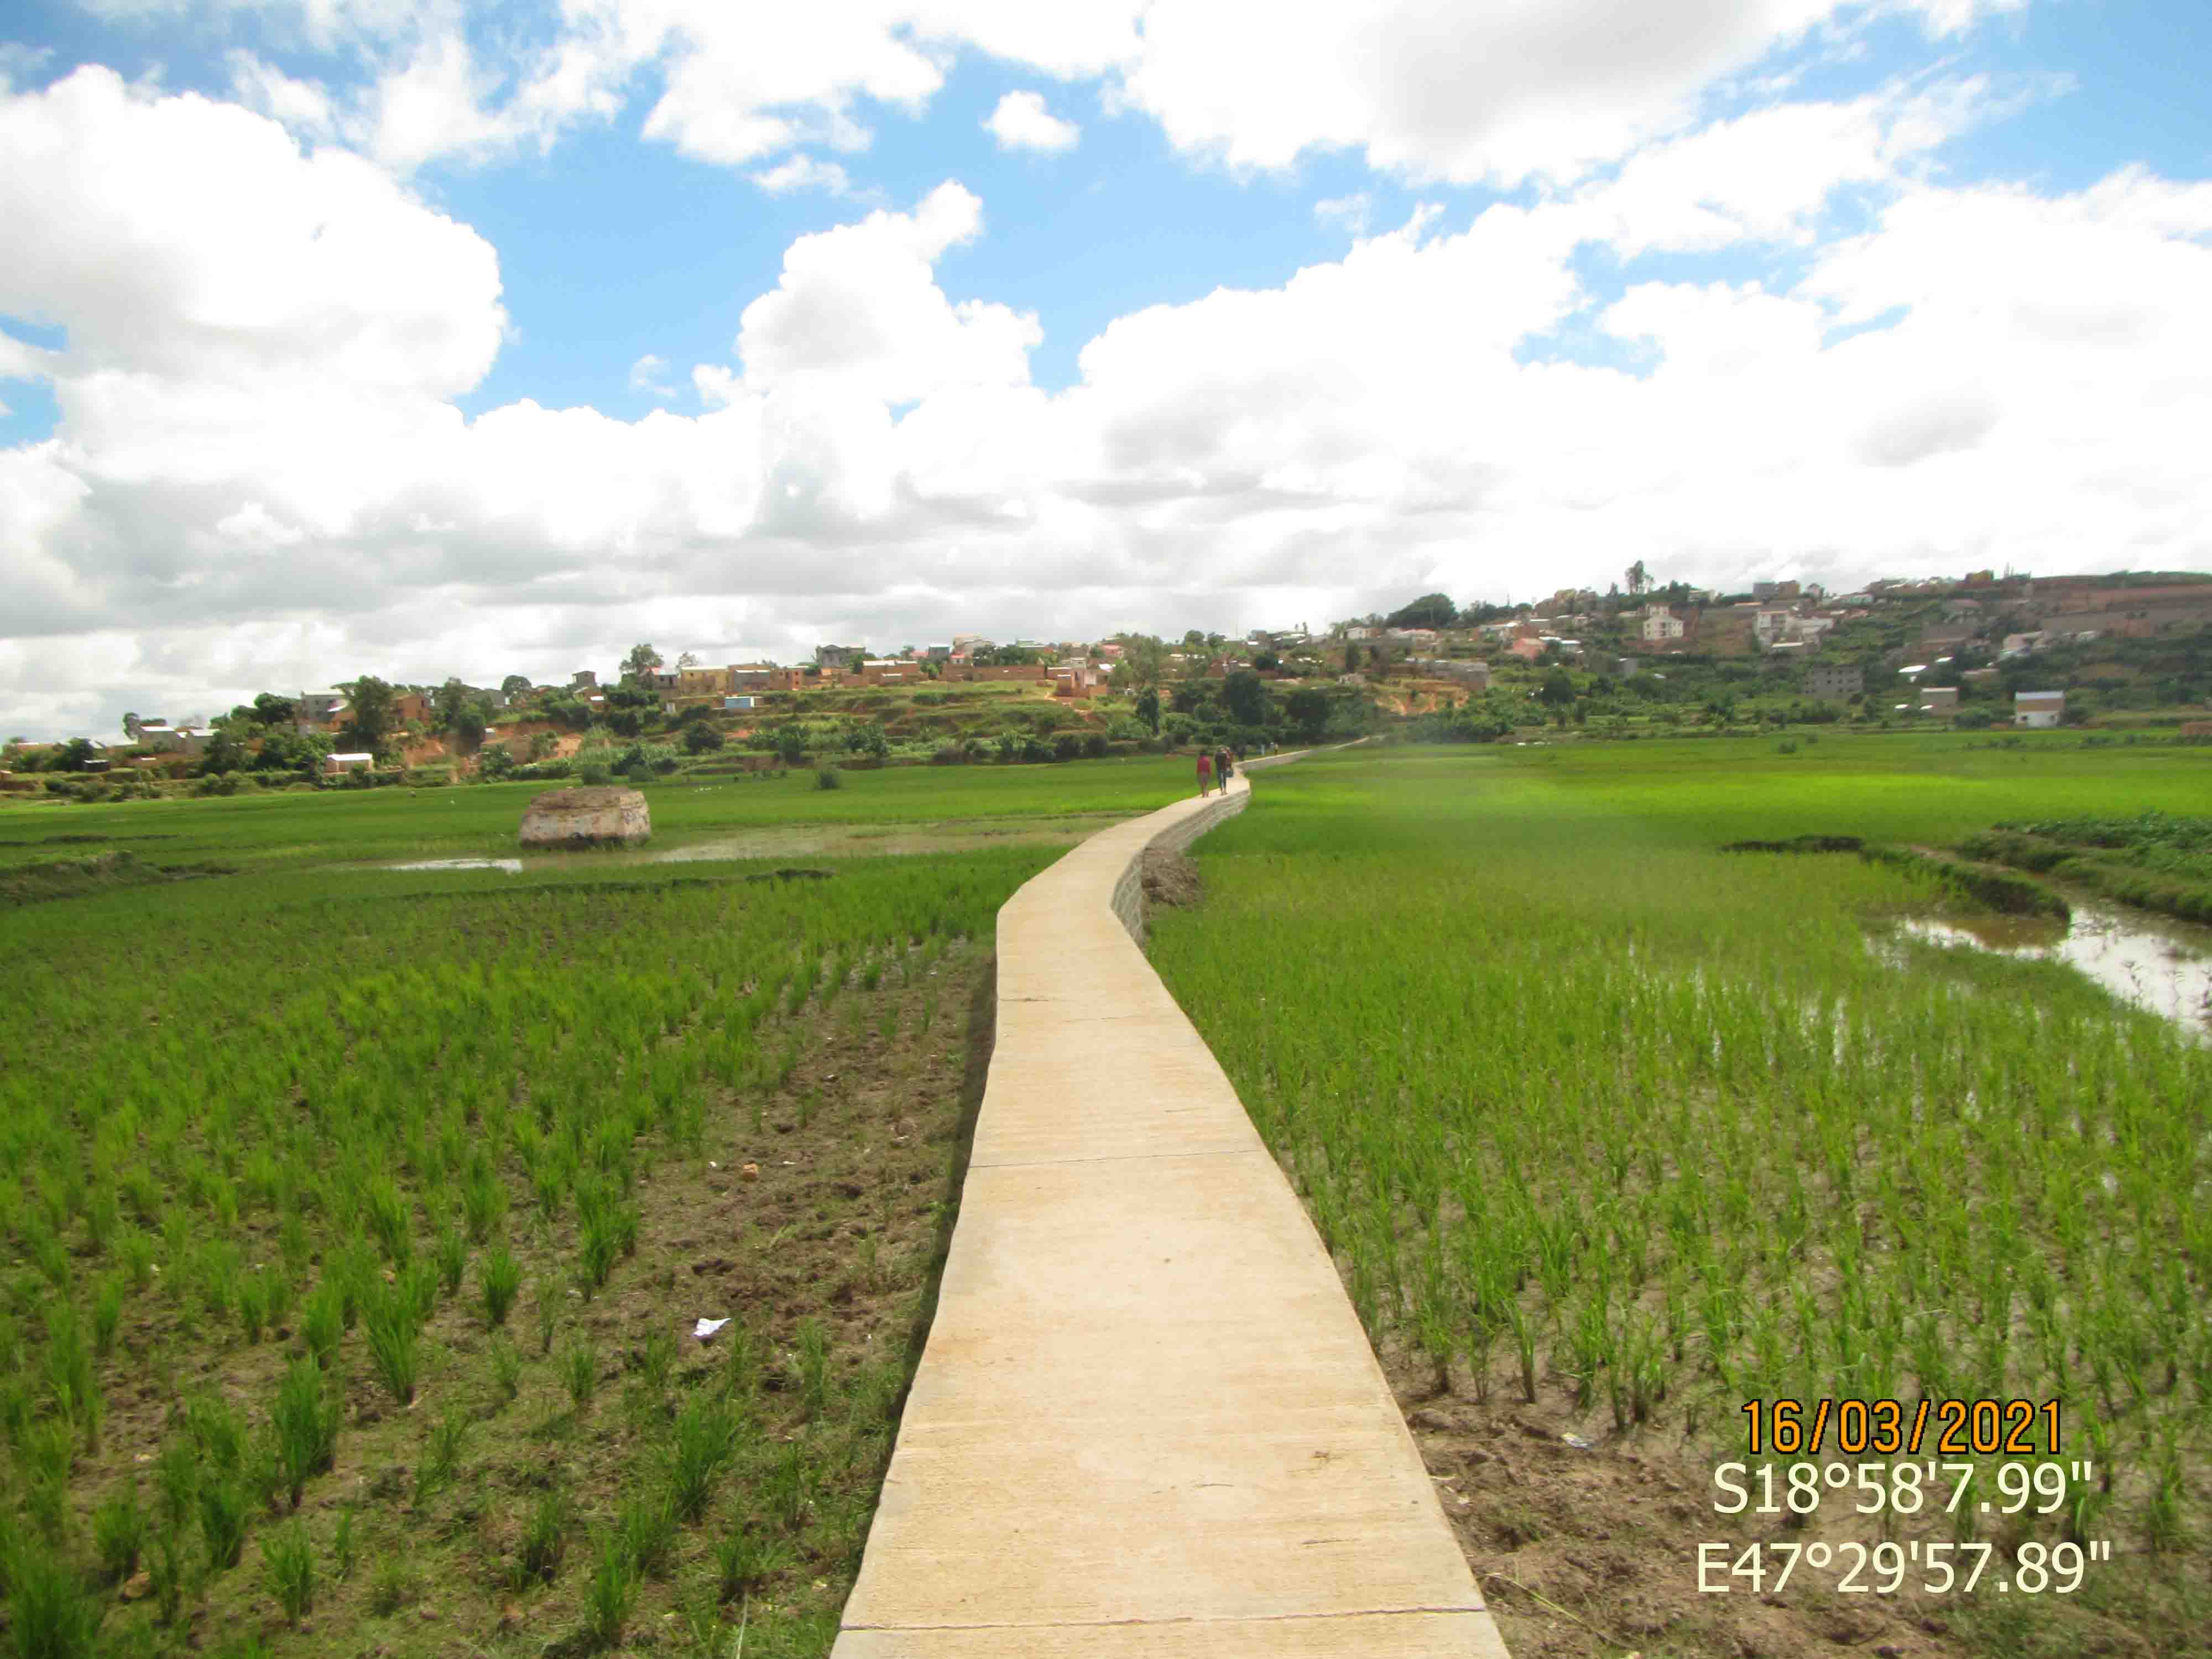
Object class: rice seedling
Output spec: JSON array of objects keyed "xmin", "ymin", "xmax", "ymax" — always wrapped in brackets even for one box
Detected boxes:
[
  {"xmin": 235, "ymin": 1270, "xmax": 269, "ymax": 1344},
  {"xmin": 666, "ymin": 1393, "xmax": 742, "ymax": 1522},
  {"xmin": 197, "ymin": 1476, "xmax": 249, "ymax": 1572},
  {"xmin": 183, "ymin": 1392, "xmax": 247, "ymax": 1477},
  {"xmin": 434, "ymin": 1222, "xmax": 468, "ymax": 1299},
  {"xmin": 43, "ymin": 1303, "xmax": 99, "ymax": 1448},
  {"xmin": 91, "ymin": 1273, "xmax": 126, "ymax": 1358},
  {"xmin": 640, "ymin": 1323, "xmax": 677, "ymax": 1393},
  {"xmin": 563, "ymin": 1340, "xmax": 598, "ymax": 1412},
  {"xmin": 92, "ymin": 1481, "xmax": 147, "ymax": 1581},
  {"xmin": 300, "ymin": 1282, "xmax": 343, "ymax": 1368},
  {"xmin": 368, "ymin": 1551, "xmax": 419, "ymax": 1614},
  {"xmin": 3, "ymin": 1541, "xmax": 107, "ymax": 1658},
  {"xmin": 362, "ymin": 1176, "xmax": 413, "ymax": 1269},
  {"xmin": 331, "ymin": 1505, "xmax": 358, "ymax": 1580},
  {"xmin": 259, "ymin": 1517, "xmax": 315, "ymax": 1621},
  {"xmin": 617, "ymin": 1490, "xmax": 680, "ymax": 1580},
  {"xmin": 22, "ymin": 1418, "xmax": 76, "ymax": 1542},
  {"xmin": 150, "ymin": 1439, "xmax": 199, "ymax": 1535},
  {"xmin": 582, "ymin": 1530, "xmax": 640, "ymax": 1648},
  {"xmin": 478, "ymin": 1240, "xmax": 522, "ymax": 1328},
  {"xmin": 270, "ymin": 1357, "xmax": 340, "ymax": 1509},
  {"xmin": 362, "ymin": 1294, "xmax": 420, "ymax": 1406},
  {"xmin": 515, "ymin": 1486, "xmax": 572, "ymax": 1587},
  {"xmin": 413, "ymin": 1407, "xmax": 469, "ymax": 1504},
  {"xmin": 714, "ymin": 1526, "xmax": 791, "ymax": 1600},
  {"xmin": 488, "ymin": 1334, "xmax": 523, "ymax": 1405},
  {"xmin": 761, "ymin": 1439, "xmax": 815, "ymax": 1533},
  {"xmin": 793, "ymin": 1317, "xmax": 832, "ymax": 1421},
  {"xmin": 461, "ymin": 1157, "xmax": 508, "ymax": 1244},
  {"xmin": 147, "ymin": 1527, "xmax": 187, "ymax": 1626}
]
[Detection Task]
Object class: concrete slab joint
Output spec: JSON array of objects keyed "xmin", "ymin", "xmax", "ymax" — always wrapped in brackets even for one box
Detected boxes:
[{"xmin": 833, "ymin": 758, "xmax": 1511, "ymax": 1657}]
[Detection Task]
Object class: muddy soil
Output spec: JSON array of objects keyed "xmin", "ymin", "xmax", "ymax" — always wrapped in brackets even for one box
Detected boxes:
[{"xmin": 1367, "ymin": 1335, "xmax": 2168, "ymax": 1659}]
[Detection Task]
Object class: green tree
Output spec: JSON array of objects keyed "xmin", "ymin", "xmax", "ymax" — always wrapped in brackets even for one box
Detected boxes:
[
  {"xmin": 774, "ymin": 724, "xmax": 807, "ymax": 765},
  {"xmin": 1135, "ymin": 686, "xmax": 1161, "ymax": 734},
  {"xmin": 1222, "ymin": 669, "xmax": 1270, "ymax": 727},
  {"xmin": 450, "ymin": 703, "xmax": 487, "ymax": 750},
  {"xmin": 54, "ymin": 738, "xmax": 97, "ymax": 772},
  {"xmin": 682, "ymin": 722, "xmax": 724, "ymax": 755},
  {"xmin": 1285, "ymin": 687, "xmax": 1331, "ymax": 740},
  {"xmin": 500, "ymin": 674, "xmax": 534, "ymax": 701},
  {"xmin": 121, "ymin": 712, "xmax": 141, "ymax": 740},
  {"xmin": 1113, "ymin": 635, "xmax": 1168, "ymax": 688},
  {"xmin": 197, "ymin": 728, "xmax": 249, "ymax": 775},
  {"xmin": 344, "ymin": 676, "xmax": 398, "ymax": 755},
  {"xmin": 622, "ymin": 643, "xmax": 662, "ymax": 684},
  {"xmin": 432, "ymin": 678, "xmax": 472, "ymax": 731},
  {"xmin": 1343, "ymin": 641, "xmax": 1362, "ymax": 674},
  {"xmin": 1387, "ymin": 592, "xmax": 1457, "ymax": 629},
  {"xmin": 252, "ymin": 692, "xmax": 296, "ymax": 727},
  {"xmin": 1539, "ymin": 667, "xmax": 1577, "ymax": 707}
]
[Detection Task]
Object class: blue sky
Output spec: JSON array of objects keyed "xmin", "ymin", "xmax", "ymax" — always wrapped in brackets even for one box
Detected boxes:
[{"xmin": 2, "ymin": 0, "xmax": 2209, "ymax": 736}]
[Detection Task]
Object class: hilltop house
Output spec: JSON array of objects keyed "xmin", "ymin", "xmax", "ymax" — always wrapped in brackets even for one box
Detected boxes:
[{"xmin": 1640, "ymin": 605, "xmax": 1686, "ymax": 643}]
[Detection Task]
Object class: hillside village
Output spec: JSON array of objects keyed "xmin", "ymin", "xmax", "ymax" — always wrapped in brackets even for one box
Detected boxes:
[{"xmin": 8, "ymin": 568, "xmax": 2211, "ymax": 798}]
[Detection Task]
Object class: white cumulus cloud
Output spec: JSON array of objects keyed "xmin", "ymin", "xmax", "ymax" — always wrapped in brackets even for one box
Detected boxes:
[{"xmin": 984, "ymin": 90, "xmax": 1077, "ymax": 153}]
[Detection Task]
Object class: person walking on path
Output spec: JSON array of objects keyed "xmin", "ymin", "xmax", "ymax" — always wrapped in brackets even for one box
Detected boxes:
[
  {"xmin": 1215, "ymin": 747, "xmax": 1234, "ymax": 788},
  {"xmin": 1194, "ymin": 749, "xmax": 1213, "ymax": 797}
]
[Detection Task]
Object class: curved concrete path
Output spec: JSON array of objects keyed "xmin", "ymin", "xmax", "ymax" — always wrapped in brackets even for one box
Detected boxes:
[{"xmin": 834, "ymin": 765, "xmax": 1510, "ymax": 1658}]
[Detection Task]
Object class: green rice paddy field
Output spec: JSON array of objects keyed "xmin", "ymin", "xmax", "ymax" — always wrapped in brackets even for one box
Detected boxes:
[
  {"xmin": 1152, "ymin": 734, "xmax": 2212, "ymax": 1658},
  {"xmin": 0, "ymin": 760, "xmax": 1191, "ymax": 1658}
]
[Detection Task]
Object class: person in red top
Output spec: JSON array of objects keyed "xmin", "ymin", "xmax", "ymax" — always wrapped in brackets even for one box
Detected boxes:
[{"xmin": 1194, "ymin": 749, "xmax": 1213, "ymax": 797}]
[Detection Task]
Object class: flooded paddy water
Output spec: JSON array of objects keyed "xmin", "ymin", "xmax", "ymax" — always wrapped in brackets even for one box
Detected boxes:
[{"xmin": 1889, "ymin": 896, "xmax": 2212, "ymax": 1037}]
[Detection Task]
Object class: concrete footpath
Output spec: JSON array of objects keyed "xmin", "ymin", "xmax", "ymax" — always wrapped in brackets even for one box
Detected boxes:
[{"xmin": 833, "ymin": 766, "xmax": 1511, "ymax": 1657}]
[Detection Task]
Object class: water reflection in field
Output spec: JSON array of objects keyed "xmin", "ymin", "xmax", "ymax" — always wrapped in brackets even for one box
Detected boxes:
[{"xmin": 1897, "ymin": 901, "xmax": 2212, "ymax": 1036}]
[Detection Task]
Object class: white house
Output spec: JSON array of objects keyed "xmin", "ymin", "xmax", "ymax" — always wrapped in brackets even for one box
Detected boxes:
[
  {"xmin": 324, "ymin": 752, "xmax": 375, "ymax": 774},
  {"xmin": 2015, "ymin": 691, "xmax": 2065, "ymax": 729},
  {"xmin": 1640, "ymin": 605, "xmax": 1685, "ymax": 643},
  {"xmin": 1753, "ymin": 608, "xmax": 1794, "ymax": 648}
]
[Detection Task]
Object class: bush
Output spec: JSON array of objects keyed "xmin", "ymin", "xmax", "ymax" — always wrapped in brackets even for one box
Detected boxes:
[
  {"xmin": 578, "ymin": 762, "xmax": 612, "ymax": 786},
  {"xmin": 682, "ymin": 722, "xmax": 724, "ymax": 754},
  {"xmin": 814, "ymin": 763, "xmax": 842, "ymax": 790},
  {"xmin": 930, "ymin": 742, "xmax": 967, "ymax": 765}
]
